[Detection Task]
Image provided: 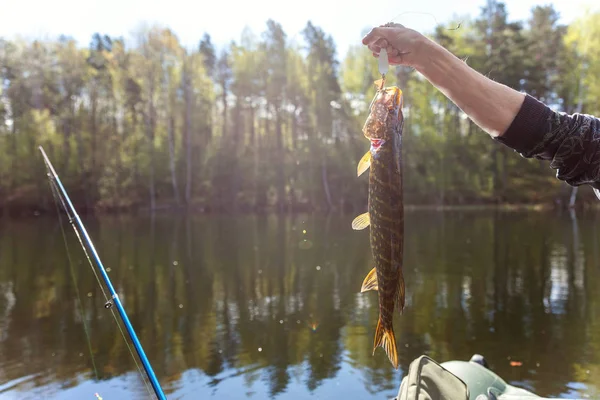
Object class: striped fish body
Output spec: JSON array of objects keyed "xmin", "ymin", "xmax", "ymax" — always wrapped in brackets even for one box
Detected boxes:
[{"xmin": 353, "ymin": 85, "xmax": 404, "ymax": 369}]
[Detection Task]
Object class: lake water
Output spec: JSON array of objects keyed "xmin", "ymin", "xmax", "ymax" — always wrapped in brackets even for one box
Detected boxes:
[{"xmin": 1, "ymin": 210, "xmax": 599, "ymax": 399}]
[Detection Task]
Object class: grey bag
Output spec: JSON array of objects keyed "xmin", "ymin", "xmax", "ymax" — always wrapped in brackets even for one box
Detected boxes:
[
  {"xmin": 394, "ymin": 354, "xmax": 554, "ymax": 400},
  {"xmin": 394, "ymin": 355, "xmax": 469, "ymax": 400}
]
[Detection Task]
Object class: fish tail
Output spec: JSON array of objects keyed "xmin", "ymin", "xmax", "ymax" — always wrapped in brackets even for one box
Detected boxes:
[{"xmin": 373, "ymin": 317, "xmax": 399, "ymax": 369}]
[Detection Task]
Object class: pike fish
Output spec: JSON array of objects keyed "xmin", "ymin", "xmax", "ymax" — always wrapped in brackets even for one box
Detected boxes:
[{"xmin": 352, "ymin": 77, "xmax": 405, "ymax": 370}]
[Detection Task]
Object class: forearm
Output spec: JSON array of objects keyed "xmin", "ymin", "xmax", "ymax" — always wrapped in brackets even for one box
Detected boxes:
[
  {"xmin": 417, "ymin": 37, "xmax": 600, "ymax": 188},
  {"xmin": 363, "ymin": 24, "xmax": 600, "ymax": 191},
  {"xmin": 415, "ymin": 38, "xmax": 525, "ymax": 138},
  {"xmin": 414, "ymin": 37, "xmax": 600, "ymax": 189}
]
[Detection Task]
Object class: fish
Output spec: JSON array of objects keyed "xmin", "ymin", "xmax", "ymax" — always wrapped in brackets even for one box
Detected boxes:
[{"xmin": 352, "ymin": 78, "xmax": 405, "ymax": 370}]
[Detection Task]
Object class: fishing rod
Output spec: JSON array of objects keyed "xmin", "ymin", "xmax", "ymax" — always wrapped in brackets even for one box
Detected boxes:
[{"xmin": 39, "ymin": 146, "xmax": 167, "ymax": 400}]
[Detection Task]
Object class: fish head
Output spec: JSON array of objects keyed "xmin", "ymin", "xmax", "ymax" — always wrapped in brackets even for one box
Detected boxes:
[{"xmin": 362, "ymin": 86, "xmax": 403, "ymax": 157}]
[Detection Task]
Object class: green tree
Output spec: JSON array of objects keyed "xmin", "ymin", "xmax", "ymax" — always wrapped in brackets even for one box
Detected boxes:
[{"xmin": 1, "ymin": 5, "xmax": 599, "ymax": 215}]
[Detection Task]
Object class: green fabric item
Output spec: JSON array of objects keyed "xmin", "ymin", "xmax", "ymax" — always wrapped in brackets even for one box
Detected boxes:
[
  {"xmin": 396, "ymin": 355, "xmax": 469, "ymax": 400},
  {"xmin": 393, "ymin": 355, "xmax": 558, "ymax": 400}
]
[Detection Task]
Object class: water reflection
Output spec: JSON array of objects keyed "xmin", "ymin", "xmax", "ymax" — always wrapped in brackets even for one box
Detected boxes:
[{"xmin": 1, "ymin": 211, "xmax": 599, "ymax": 399}]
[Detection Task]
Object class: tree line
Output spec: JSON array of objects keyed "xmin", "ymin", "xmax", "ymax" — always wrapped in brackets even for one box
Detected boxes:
[{"xmin": 1, "ymin": 1, "xmax": 599, "ymax": 215}]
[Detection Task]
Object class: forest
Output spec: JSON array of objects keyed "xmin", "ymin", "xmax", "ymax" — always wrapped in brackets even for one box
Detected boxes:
[{"xmin": 1, "ymin": 1, "xmax": 599, "ymax": 215}]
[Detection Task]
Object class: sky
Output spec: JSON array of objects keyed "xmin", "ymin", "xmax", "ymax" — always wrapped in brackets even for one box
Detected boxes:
[{"xmin": 0, "ymin": 0, "xmax": 597, "ymax": 60}]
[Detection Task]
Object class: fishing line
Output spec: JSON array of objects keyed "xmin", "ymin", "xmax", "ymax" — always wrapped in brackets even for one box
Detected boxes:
[
  {"xmin": 47, "ymin": 176, "xmax": 154, "ymax": 398},
  {"xmin": 47, "ymin": 178, "xmax": 100, "ymax": 381},
  {"xmin": 42, "ymin": 152, "xmax": 158, "ymax": 399}
]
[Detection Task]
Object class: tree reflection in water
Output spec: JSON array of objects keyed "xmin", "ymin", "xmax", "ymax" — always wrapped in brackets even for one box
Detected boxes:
[{"xmin": 0, "ymin": 211, "xmax": 599, "ymax": 399}]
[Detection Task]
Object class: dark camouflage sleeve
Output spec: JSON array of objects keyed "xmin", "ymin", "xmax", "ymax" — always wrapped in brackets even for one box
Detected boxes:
[{"xmin": 495, "ymin": 94, "xmax": 600, "ymax": 194}]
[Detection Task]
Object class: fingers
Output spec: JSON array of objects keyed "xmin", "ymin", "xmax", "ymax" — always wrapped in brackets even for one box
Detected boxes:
[
  {"xmin": 374, "ymin": 48, "xmax": 404, "ymax": 64},
  {"xmin": 387, "ymin": 54, "xmax": 405, "ymax": 65},
  {"xmin": 362, "ymin": 23, "xmax": 405, "ymax": 45},
  {"xmin": 362, "ymin": 27, "xmax": 387, "ymax": 45},
  {"xmin": 386, "ymin": 45, "xmax": 399, "ymax": 58},
  {"xmin": 367, "ymin": 40, "xmax": 401, "ymax": 60},
  {"xmin": 363, "ymin": 23, "xmax": 411, "ymax": 65},
  {"xmin": 367, "ymin": 38, "xmax": 388, "ymax": 55},
  {"xmin": 383, "ymin": 22, "xmax": 404, "ymax": 29},
  {"xmin": 363, "ymin": 24, "xmax": 403, "ymax": 56}
]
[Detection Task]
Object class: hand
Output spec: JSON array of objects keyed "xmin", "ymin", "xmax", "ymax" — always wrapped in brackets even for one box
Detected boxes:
[{"xmin": 362, "ymin": 23, "xmax": 428, "ymax": 69}]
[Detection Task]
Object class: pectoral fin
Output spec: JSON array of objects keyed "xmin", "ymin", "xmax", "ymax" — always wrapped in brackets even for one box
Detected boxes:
[
  {"xmin": 594, "ymin": 188, "xmax": 600, "ymax": 201},
  {"xmin": 360, "ymin": 267, "xmax": 378, "ymax": 292},
  {"xmin": 352, "ymin": 212, "xmax": 370, "ymax": 230},
  {"xmin": 357, "ymin": 151, "xmax": 371, "ymax": 177}
]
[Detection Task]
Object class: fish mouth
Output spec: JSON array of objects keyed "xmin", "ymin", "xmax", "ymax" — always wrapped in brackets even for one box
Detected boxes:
[
  {"xmin": 380, "ymin": 87, "xmax": 402, "ymax": 109},
  {"xmin": 362, "ymin": 86, "xmax": 403, "ymax": 141},
  {"xmin": 370, "ymin": 138, "xmax": 386, "ymax": 154}
]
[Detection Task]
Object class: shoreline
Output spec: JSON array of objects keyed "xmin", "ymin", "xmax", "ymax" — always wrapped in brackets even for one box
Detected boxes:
[{"xmin": 3, "ymin": 201, "xmax": 599, "ymax": 219}]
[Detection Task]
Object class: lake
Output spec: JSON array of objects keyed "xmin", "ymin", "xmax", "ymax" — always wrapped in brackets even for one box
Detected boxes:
[{"xmin": 1, "ymin": 210, "xmax": 599, "ymax": 399}]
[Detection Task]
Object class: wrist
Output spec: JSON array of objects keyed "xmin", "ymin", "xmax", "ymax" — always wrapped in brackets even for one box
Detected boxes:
[{"xmin": 411, "ymin": 35, "xmax": 442, "ymax": 72}]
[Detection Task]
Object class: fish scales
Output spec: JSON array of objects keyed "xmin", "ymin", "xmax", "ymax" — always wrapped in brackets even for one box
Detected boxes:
[{"xmin": 352, "ymin": 81, "xmax": 405, "ymax": 369}]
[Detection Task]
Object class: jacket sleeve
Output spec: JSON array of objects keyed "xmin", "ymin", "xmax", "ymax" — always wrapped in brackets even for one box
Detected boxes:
[{"xmin": 494, "ymin": 94, "xmax": 600, "ymax": 192}]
